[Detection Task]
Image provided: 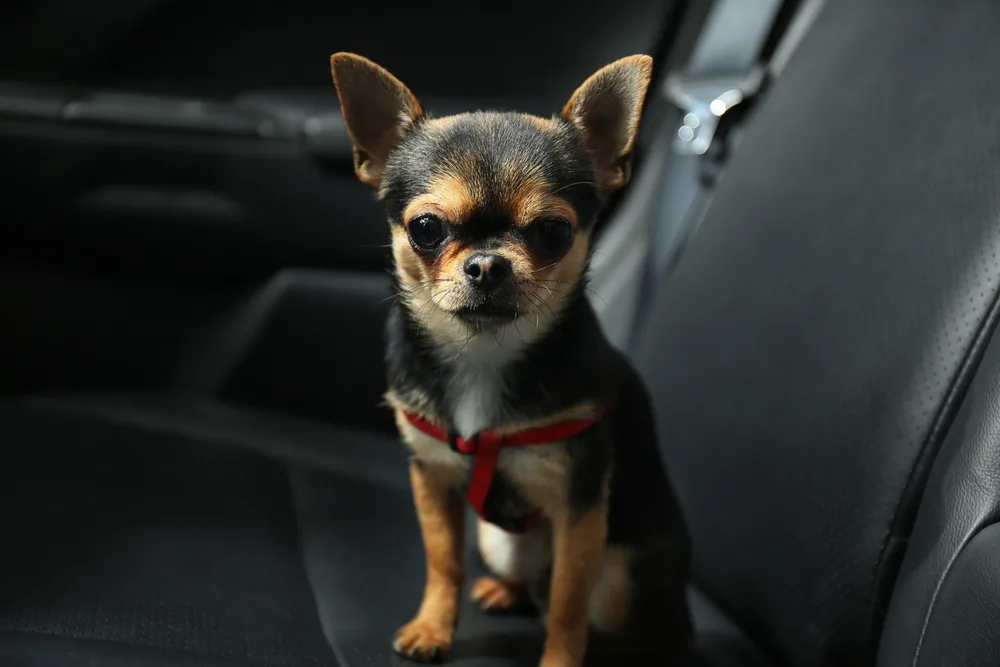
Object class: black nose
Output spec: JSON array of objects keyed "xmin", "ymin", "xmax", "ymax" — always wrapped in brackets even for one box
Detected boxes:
[{"xmin": 463, "ymin": 253, "xmax": 513, "ymax": 292}]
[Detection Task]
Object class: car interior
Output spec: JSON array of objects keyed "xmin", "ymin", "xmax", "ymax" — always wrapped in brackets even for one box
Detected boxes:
[{"xmin": 2, "ymin": 0, "xmax": 1000, "ymax": 665}]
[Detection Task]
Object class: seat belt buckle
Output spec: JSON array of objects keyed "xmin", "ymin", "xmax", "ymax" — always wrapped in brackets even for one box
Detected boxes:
[{"xmin": 664, "ymin": 67, "xmax": 766, "ymax": 156}]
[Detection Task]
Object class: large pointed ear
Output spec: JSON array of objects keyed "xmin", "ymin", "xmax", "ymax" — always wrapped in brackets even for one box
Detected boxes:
[
  {"xmin": 330, "ymin": 53, "xmax": 423, "ymax": 189},
  {"xmin": 562, "ymin": 55, "xmax": 653, "ymax": 196}
]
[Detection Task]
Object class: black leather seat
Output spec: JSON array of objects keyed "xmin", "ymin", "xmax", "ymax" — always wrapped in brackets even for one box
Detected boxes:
[
  {"xmin": 0, "ymin": 392, "xmax": 774, "ymax": 667},
  {"xmin": 636, "ymin": 0, "xmax": 1000, "ymax": 664},
  {"xmin": 3, "ymin": 0, "xmax": 1000, "ymax": 666}
]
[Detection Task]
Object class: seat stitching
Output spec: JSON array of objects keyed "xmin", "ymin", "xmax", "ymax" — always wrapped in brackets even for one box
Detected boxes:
[{"xmin": 868, "ymin": 280, "xmax": 1000, "ymax": 655}]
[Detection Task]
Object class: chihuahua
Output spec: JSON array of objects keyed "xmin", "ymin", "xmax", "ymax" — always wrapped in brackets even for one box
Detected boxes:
[{"xmin": 330, "ymin": 53, "xmax": 692, "ymax": 666}]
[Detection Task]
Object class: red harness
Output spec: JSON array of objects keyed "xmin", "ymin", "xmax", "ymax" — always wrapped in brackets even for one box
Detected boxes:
[{"xmin": 403, "ymin": 404, "xmax": 611, "ymax": 533}]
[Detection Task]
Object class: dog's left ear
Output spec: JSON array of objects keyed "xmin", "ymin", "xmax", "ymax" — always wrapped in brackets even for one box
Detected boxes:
[
  {"xmin": 330, "ymin": 53, "xmax": 423, "ymax": 189},
  {"xmin": 562, "ymin": 55, "xmax": 653, "ymax": 196}
]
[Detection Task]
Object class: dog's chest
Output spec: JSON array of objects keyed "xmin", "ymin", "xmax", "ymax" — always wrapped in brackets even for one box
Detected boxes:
[
  {"xmin": 449, "ymin": 359, "xmax": 505, "ymax": 438},
  {"xmin": 396, "ymin": 341, "xmax": 570, "ymax": 500},
  {"xmin": 401, "ymin": 425, "xmax": 569, "ymax": 512},
  {"xmin": 399, "ymin": 362, "xmax": 571, "ymax": 493}
]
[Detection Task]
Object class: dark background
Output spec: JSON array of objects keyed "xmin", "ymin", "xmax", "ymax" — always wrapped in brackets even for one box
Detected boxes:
[{"xmin": 0, "ymin": 0, "xmax": 673, "ymax": 432}]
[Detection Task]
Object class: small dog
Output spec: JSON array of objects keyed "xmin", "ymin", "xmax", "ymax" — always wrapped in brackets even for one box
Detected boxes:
[{"xmin": 330, "ymin": 52, "xmax": 692, "ymax": 667}]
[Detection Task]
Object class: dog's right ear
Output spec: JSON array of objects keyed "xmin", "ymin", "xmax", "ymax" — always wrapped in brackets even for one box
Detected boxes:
[
  {"xmin": 330, "ymin": 53, "xmax": 423, "ymax": 189},
  {"xmin": 561, "ymin": 55, "xmax": 653, "ymax": 197}
]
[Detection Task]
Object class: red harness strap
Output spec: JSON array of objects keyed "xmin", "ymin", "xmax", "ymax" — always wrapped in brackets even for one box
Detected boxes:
[{"xmin": 403, "ymin": 404, "xmax": 612, "ymax": 533}]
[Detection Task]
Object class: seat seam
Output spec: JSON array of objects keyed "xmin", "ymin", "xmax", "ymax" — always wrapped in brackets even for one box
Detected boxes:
[
  {"xmin": 909, "ymin": 516, "xmax": 1000, "ymax": 666},
  {"xmin": 869, "ymin": 280, "xmax": 1000, "ymax": 645}
]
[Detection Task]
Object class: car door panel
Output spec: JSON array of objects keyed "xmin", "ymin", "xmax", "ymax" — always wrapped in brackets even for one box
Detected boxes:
[{"xmin": 0, "ymin": 1, "xmax": 672, "ymax": 430}]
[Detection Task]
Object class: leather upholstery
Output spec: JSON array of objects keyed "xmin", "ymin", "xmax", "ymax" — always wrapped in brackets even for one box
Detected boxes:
[
  {"xmin": 877, "ymin": 310, "xmax": 1000, "ymax": 666},
  {"xmin": 2, "ymin": 395, "xmax": 773, "ymax": 667},
  {"xmin": 633, "ymin": 0, "xmax": 1000, "ymax": 664},
  {"xmin": 7, "ymin": 2, "xmax": 1000, "ymax": 666},
  {"xmin": 891, "ymin": 525, "xmax": 1000, "ymax": 667}
]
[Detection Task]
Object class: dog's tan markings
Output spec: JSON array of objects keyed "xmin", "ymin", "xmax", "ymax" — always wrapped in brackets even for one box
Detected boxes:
[
  {"xmin": 540, "ymin": 500, "xmax": 610, "ymax": 667},
  {"xmin": 519, "ymin": 230, "xmax": 591, "ymax": 328},
  {"xmin": 387, "ymin": 391, "xmax": 442, "ymax": 432},
  {"xmin": 495, "ymin": 138, "xmax": 582, "ymax": 230},
  {"xmin": 431, "ymin": 242, "xmax": 468, "ymax": 282},
  {"xmin": 391, "ymin": 225, "xmax": 426, "ymax": 286},
  {"xmin": 386, "ymin": 388, "xmax": 433, "ymax": 420},
  {"xmin": 401, "ymin": 198, "xmax": 449, "ymax": 226},
  {"xmin": 390, "ymin": 401, "xmax": 469, "ymax": 486},
  {"xmin": 507, "ymin": 449, "xmax": 573, "ymax": 517},
  {"xmin": 494, "ymin": 401, "xmax": 600, "ymax": 436},
  {"xmin": 392, "ymin": 459, "xmax": 466, "ymax": 661},
  {"xmin": 505, "ymin": 178, "xmax": 580, "ymax": 229},
  {"xmin": 589, "ymin": 545, "xmax": 633, "ymax": 634},
  {"xmin": 403, "ymin": 169, "xmax": 478, "ymax": 225},
  {"xmin": 469, "ymin": 403, "xmax": 604, "ymax": 517},
  {"xmin": 391, "ymin": 225, "xmax": 456, "ymax": 325},
  {"xmin": 470, "ymin": 576, "xmax": 524, "ymax": 612},
  {"xmin": 535, "ymin": 230, "xmax": 589, "ymax": 281}
]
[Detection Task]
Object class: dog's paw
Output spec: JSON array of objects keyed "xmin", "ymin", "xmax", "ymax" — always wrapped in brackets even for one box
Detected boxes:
[
  {"xmin": 392, "ymin": 620, "xmax": 451, "ymax": 663},
  {"xmin": 470, "ymin": 576, "xmax": 522, "ymax": 612}
]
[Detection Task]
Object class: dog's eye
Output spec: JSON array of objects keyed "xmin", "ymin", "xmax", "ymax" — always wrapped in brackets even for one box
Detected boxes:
[
  {"xmin": 407, "ymin": 214, "xmax": 445, "ymax": 250},
  {"xmin": 531, "ymin": 217, "xmax": 574, "ymax": 258}
]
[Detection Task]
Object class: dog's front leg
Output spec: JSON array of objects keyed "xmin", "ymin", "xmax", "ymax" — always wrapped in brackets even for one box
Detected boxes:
[
  {"xmin": 393, "ymin": 459, "xmax": 465, "ymax": 662},
  {"xmin": 539, "ymin": 501, "xmax": 609, "ymax": 667}
]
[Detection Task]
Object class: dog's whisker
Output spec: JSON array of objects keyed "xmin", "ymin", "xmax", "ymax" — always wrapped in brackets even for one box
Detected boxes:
[
  {"xmin": 450, "ymin": 329, "xmax": 477, "ymax": 361},
  {"xmin": 525, "ymin": 279, "xmax": 555, "ymax": 298},
  {"xmin": 523, "ymin": 277, "xmax": 597, "ymax": 302},
  {"xmin": 551, "ymin": 180, "xmax": 596, "ymax": 194},
  {"xmin": 532, "ymin": 261, "xmax": 560, "ymax": 274},
  {"xmin": 511, "ymin": 318, "xmax": 526, "ymax": 343},
  {"xmin": 415, "ymin": 288, "xmax": 453, "ymax": 318},
  {"xmin": 524, "ymin": 291, "xmax": 555, "ymax": 327},
  {"xmin": 382, "ymin": 279, "xmax": 454, "ymax": 304},
  {"xmin": 584, "ymin": 286, "xmax": 607, "ymax": 304}
]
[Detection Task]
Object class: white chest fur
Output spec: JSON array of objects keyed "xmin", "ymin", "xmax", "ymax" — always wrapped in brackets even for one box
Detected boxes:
[
  {"xmin": 394, "ymin": 336, "xmax": 516, "ymax": 474},
  {"xmin": 445, "ymin": 333, "xmax": 520, "ymax": 438},
  {"xmin": 397, "ymin": 333, "xmax": 572, "ymax": 500},
  {"xmin": 449, "ymin": 362, "xmax": 505, "ymax": 438},
  {"xmin": 400, "ymin": 425, "xmax": 470, "ymax": 474}
]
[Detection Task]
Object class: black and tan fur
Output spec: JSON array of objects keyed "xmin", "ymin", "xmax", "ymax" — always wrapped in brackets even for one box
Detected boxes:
[{"xmin": 330, "ymin": 52, "xmax": 692, "ymax": 667}]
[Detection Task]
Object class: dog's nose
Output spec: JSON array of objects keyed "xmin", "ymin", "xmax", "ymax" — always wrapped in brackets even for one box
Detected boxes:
[{"xmin": 463, "ymin": 253, "xmax": 513, "ymax": 292}]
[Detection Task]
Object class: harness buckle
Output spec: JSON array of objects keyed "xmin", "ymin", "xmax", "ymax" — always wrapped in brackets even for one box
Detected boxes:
[
  {"xmin": 448, "ymin": 431, "xmax": 478, "ymax": 455},
  {"xmin": 449, "ymin": 431, "xmax": 503, "ymax": 455}
]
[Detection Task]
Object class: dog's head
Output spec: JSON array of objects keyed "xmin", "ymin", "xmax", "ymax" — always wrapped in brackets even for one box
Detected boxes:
[{"xmin": 330, "ymin": 53, "xmax": 652, "ymax": 352}]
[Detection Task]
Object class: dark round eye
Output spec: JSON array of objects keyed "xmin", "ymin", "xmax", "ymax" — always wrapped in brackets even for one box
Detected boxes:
[
  {"xmin": 532, "ymin": 217, "xmax": 574, "ymax": 258},
  {"xmin": 407, "ymin": 214, "xmax": 445, "ymax": 250}
]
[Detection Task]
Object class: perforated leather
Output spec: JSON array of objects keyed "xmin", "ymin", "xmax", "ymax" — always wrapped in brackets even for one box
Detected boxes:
[
  {"xmin": 633, "ymin": 0, "xmax": 1000, "ymax": 664},
  {"xmin": 878, "ymin": 288, "xmax": 1000, "ymax": 665}
]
